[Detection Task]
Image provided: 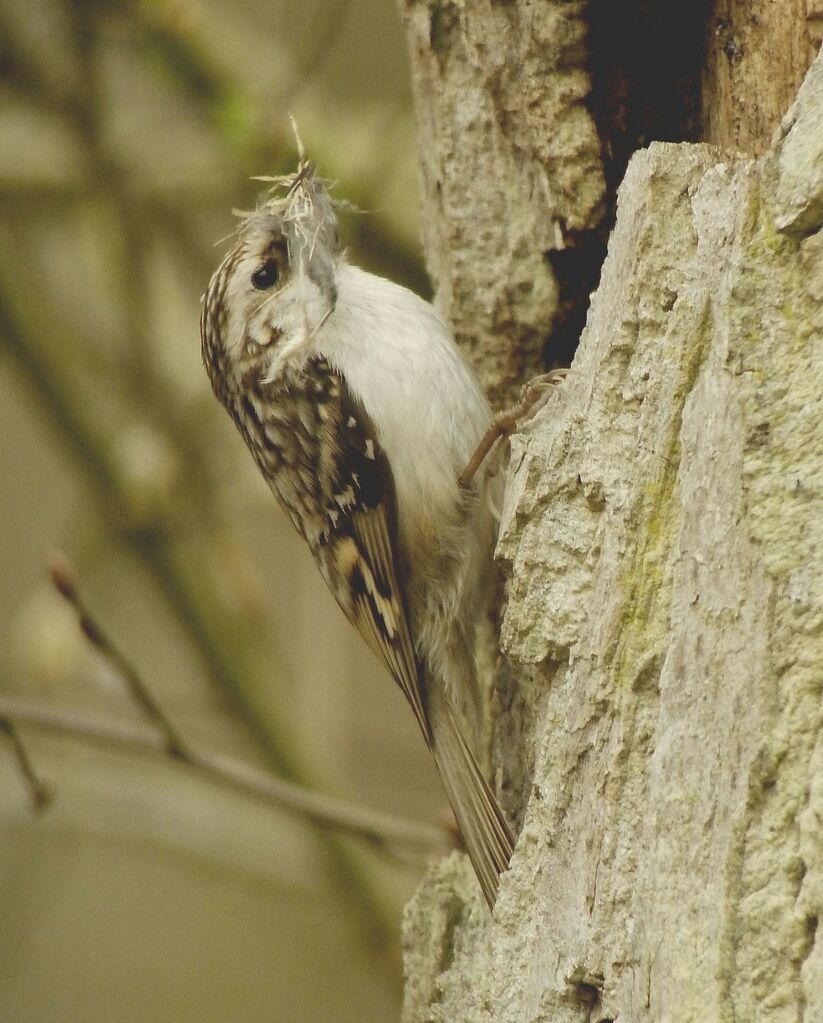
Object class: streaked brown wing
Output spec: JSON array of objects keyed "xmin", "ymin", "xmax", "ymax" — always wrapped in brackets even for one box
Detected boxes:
[{"xmin": 304, "ymin": 358, "xmax": 431, "ymax": 745}]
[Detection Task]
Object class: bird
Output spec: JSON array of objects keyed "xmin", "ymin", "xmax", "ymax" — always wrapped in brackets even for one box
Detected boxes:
[{"xmin": 200, "ymin": 158, "xmax": 514, "ymax": 906}]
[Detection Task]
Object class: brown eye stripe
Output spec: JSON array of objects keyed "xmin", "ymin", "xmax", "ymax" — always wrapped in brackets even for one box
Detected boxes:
[{"xmin": 201, "ymin": 245, "xmax": 245, "ymax": 378}]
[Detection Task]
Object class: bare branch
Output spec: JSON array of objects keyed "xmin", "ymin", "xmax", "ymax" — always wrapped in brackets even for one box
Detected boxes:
[
  {"xmin": 0, "ymin": 273, "xmax": 402, "ymax": 969},
  {"xmin": 0, "ymin": 695, "xmax": 444, "ymax": 854},
  {"xmin": 42, "ymin": 554, "xmax": 445, "ymax": 853},
  {"xmin": 0, "ymin": 717, "xmax": 51, "ymax": 811},
  {"xmin": 49, "ymin": 552, "xmax": 189, "ymax": 759}
]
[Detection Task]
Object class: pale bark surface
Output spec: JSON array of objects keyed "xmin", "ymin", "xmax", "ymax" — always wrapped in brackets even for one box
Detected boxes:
[
  {"xmin": 402, "ymin": 44, "xmax": 823, "ymax": 1023},
  {"xmin": 400, "ymin": 0, "xmax": 605, "ymax": 404}
]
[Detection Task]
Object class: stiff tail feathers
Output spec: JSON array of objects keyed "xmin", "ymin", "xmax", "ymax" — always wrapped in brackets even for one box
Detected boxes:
[{"xmin": 431, "ymin": 704, "xmax": 514, "ymax": 908}]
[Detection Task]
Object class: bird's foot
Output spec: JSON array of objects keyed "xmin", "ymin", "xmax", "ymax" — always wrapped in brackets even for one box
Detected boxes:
[{"xmin": 458, "ymin": 368, "xmax": 568, "ymax": 488}]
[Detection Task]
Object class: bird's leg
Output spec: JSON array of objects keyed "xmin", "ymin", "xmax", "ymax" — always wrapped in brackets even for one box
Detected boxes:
[{"xmin": 458, "ymin": 368, "xmax": 568, "ymax": 489}]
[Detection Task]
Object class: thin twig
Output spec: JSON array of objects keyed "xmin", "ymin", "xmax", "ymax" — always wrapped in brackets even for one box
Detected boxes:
[
  {"xmin": 0, "ymin": 695, "xmax": 443, "ymax": 854},
  {"xmin": 43, "ymin": 553, "xmax": 443, "ymax": 854},
  {"xmin": 49, "ymin": 552, "xmax": 189, "ymax": 759},
  {"xmin": 0, "ymin": 717, "xmax": 51, "ymax": 810}
]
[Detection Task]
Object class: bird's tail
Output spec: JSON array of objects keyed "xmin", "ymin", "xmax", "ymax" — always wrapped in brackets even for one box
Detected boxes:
[{"xmin": 431, "ymin": 703, "xmax": 515, "ymax": 908}]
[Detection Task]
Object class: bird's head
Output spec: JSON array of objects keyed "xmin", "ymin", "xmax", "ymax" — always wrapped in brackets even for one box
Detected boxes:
[{"xmin": 201, "ymin": 161, "xmax": 341, "ymax": 394}]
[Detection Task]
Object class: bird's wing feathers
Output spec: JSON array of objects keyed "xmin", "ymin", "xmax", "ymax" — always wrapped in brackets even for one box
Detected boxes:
[
  {"xmin": 227, "ymin": 354, "xmax": 513, "ymax": 906},
  {"xmin": 305, "ymin": 358, "xmax": 431, "ymax": 744}
]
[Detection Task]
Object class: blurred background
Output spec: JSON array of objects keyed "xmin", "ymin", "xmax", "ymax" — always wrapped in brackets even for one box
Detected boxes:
[{"xmin": 0, "ymin": 1, "xmax": 447, "ymax": 1019}]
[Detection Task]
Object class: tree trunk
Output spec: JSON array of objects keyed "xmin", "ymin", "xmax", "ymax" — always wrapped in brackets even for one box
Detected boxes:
[
  {"xmin": 702, "ymin": 0, "xmax": 821, "ymax": 152},
  {"xmin": 400, "ymin": 0, "xmax": 605, "ymax": 405},
  {"xmin": 399, "ymin": 4, "xmax": 823, "ymax": 1019}
]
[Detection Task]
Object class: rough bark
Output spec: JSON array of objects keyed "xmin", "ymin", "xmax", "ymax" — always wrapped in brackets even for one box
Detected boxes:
[
  {"xmin": 703, "ymin": 0, "xmax": 822, "ymax": 153},
  {"xmin": 401, "ymin": 1, "xmax": 822, "ymax": 411},
  {"xmin": 400, "ymin": 0, "xmax": 606, "ymax": 404},
  {"xmin": 401, "ymin": 41, "xmax": 823, "ymax": 1023}
]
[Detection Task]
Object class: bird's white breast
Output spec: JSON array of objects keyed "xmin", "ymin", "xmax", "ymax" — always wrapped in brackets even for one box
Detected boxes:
[{"xmin": 315, "ymin": 264, "xmax": 491, "ymax": 553}]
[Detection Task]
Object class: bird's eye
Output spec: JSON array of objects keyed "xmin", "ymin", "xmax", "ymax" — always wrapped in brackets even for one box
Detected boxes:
[{"xmin": 251, "ymin": 259, "xmax": 280, "ymax": 290}]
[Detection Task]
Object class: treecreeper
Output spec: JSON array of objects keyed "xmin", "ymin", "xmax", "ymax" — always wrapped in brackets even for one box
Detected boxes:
[{"xmin": 199, "ymin": 158, "xmax": 514, "ymax": 906}]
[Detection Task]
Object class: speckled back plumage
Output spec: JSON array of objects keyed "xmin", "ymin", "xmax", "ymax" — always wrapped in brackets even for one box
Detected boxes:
[{"xmin": 200, "ymin": 161, "xmax": 514, "ymax": 906}]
